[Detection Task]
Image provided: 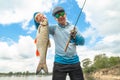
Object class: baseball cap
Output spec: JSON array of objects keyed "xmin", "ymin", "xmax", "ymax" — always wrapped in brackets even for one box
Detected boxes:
[{"xmin": 52, "ymin": 6, "xmax": 65, "ymax": 16}]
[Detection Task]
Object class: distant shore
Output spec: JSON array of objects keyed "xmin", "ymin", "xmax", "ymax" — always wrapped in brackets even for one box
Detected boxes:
[
  {"xmin": 93, "ymin": 75, "xmax": 120, "ymax": 80},
  {"xmin": 91, "ymin": 64, "xmax": 120, "ymax": 80},
  {"xmin": 0, "ymin": 71, "xmax": 52, "ymax": 76}
]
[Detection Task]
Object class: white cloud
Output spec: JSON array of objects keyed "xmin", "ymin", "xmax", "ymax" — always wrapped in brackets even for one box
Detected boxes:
[
  {"xmin": 0, "ymin": 57, "xmax": 38, "ymax": 72},
  {"xmin": 76, "ymin": 0, "xmax": 120, "ymax": 57},
  {"xmin": 83, "ymin": 27, "xmax": 101, "ymax": 44},
  {"xmin": 82, "ymin": 27, "xmax": 120, "ymax": 59},
  {"xmin": 0, "ymin": 35, "xmax": 119, "ymax": 72},
  {"xmin": 0, "ymin": 36, "xmax": 37, "ymax": 59},
  {"xmin": 0, "ymin": 42, "xmax": 19, "ymax": 59},
  {"xmin": 0, "ymin": 36, "xmax": 36, "ymax": 72},
  {"xmin": 76, "ymin": 0, "xmax": 120, "ymax": 35},
  {"xmin": 0, "ymin": 0, "xmax": 59, "ymax": 37},
  {"xmin": 0, "ymin": 36, "xmax": 55, "ymax": 73},
  {"xmin": 27, "ymin": 25, "xmax": 36, "ymax": 34},
  {"xmin": 94, "ymin": 34, "xmax": 120, "ymax": 54},
  {"xmin": 16, "ymin": 36, "xmax": 36, "ymax": 58},
  {"xmin": 77, "ymin": 45, "xmax": 120, "ymax": 63},
  {"xmin": 0, "ymin": 0, "xmax": 58, "ymax": 24}
]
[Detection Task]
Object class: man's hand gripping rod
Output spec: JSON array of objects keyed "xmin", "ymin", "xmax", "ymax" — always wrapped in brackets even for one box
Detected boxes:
[
  {"xmin": 64, "ymin": 0, "xmax": 86, "ymax": 52},
  {"xmin": 64, "ymin": 27, "xmax": 76, "ymax": 52}
]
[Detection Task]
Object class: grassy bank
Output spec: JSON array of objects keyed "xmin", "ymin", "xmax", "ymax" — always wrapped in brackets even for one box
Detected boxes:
[{"xmin": 82, "ymin": 54, "xmax": 120, "ymax": 80}]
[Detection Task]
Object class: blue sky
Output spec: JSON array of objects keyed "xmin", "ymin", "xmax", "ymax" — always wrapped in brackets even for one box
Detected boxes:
[
  {"xmin": 0, "ymin": 0, "xmax": 120, "ymax": 73},
  {"xmin": 0, "ymin": 0, "xmax": 89, "ymax": 42}
]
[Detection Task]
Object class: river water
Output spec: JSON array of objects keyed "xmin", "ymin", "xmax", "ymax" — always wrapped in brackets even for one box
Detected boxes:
[
  {"xmin": 0, "ymin": 75, "xmax": 118, "ymax": 80},
  {"xmin": 0, "ymin": 75, "xmax": 94, "ymax": 80},
  {"xmin": 0, "ymin": 75, "xmax": 69, "ymax": 80}
]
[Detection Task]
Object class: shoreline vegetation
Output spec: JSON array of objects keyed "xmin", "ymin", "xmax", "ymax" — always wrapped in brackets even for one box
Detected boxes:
[
  {"xmin": 0, "ymin": 71, "xmax": 52, "ymax": 76},
  {"xmin": 82, "ymin": 54, "xmax": 120, "ymax": 80}
]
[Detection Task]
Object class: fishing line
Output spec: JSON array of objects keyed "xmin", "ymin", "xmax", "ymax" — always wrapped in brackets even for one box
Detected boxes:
[{"xmin": 74, "ymin": 0, "xmax": 86, "ymax": 27}]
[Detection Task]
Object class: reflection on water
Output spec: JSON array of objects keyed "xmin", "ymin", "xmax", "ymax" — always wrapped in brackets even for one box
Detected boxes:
[
  {"xmin": 0, "ymin": 75, "xmax": 118, "ymax": 80},
  {"xmin": 0, "ymin": 75, "xmax": 69, "ymax": 80},
  {"xmin": 0, "ymin": 75, "xmax": 49, "ymax": 80},
  {"xmin": 0, "ymin": 75, "xmax": 63, "ymax": 80},
  {"xmin": 0, "ymin": 76, "xmax": 97, "ymax": 80}
]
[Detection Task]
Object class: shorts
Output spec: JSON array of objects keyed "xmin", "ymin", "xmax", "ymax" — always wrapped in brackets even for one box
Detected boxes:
[{"xmin": 52, "ymin": 62, "xmax": 84, "ymax": 80}]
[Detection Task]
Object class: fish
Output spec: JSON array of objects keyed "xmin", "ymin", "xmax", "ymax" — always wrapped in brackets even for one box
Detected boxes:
[{"xmin": 35, "ymin": 17, "xmax": 50, "ymax": 74}]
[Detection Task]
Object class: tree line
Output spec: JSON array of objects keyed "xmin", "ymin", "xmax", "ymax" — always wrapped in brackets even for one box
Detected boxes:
[
  {"xmin": 82, "ymin": 53, "xmax": 120, "ymax": 73},
  {"xmin": 0, "ymin": 71, "xmax": 52, "ymax": 76}
]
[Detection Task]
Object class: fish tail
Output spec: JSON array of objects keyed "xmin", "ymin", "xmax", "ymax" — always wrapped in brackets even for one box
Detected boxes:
[
  {"xmin": 43, "ymin": 64, "xmax": 48, "ymax": 73},
  {"xmin": 36, "ymin": 63, "xmax": 48, "ymax": 75}
]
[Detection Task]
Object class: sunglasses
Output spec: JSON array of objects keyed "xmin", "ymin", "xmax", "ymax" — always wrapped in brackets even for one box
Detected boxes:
[{"xmin": 55, "ymin": 12, "xmax": 65, "ymax": 18}]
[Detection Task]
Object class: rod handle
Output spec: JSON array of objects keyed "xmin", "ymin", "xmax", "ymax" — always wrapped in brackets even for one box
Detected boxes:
[{"xmin": 64, "ymin": 37, "xmax": 71, "ymax": 52}]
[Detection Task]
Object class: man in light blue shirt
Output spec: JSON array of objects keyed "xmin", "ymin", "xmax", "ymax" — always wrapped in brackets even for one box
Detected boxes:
[{"xmin": 50, "ymin": 6, "xmax": 85, "ymax": 80}]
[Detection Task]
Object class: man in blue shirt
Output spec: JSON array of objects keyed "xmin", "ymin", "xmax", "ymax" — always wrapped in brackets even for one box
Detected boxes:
[
  {"xmin": 34, "ymin": 6, "xmax": 85, "ymax": 80},
  {"xmin": 50, "ymin": 6, "xmax": 85, "ymax": 80}
]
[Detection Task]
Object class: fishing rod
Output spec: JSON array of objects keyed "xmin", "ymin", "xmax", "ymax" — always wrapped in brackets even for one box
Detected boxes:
[{"xmin": 64, "ymin": 0, "xmax": 87, "ymax": 52}]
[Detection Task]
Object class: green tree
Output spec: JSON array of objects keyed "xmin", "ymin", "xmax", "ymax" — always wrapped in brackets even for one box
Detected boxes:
[
  {"xmin": 93, "ymin": 54, "xmax": 109, "ymax": 69},
  {"xmin": 25, "ymin": 71, "xmax": 29, "ymax": 75},
  {"xmin": 109, "ymin": 56, "xmax": 120, "ymax": 66},
  {"xmin": 8, "ymin": 72, "xmax": 13, "ymax": 76},
  {"xmin": 82, "ymin": 58, "xmax": 93, "ymax": 73},
  {"xmin": 82, "ymin": 53, "xmax": 120, "ymax": 74},
  {"xmin": 82, "ymin": 58, "xmax": 92, "ymax": 68}
]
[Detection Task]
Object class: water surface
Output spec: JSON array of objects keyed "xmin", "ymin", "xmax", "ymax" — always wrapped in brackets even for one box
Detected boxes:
[{"xmin": 0, "ymin": 75, "xmax": 69, "ymax": 80}]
